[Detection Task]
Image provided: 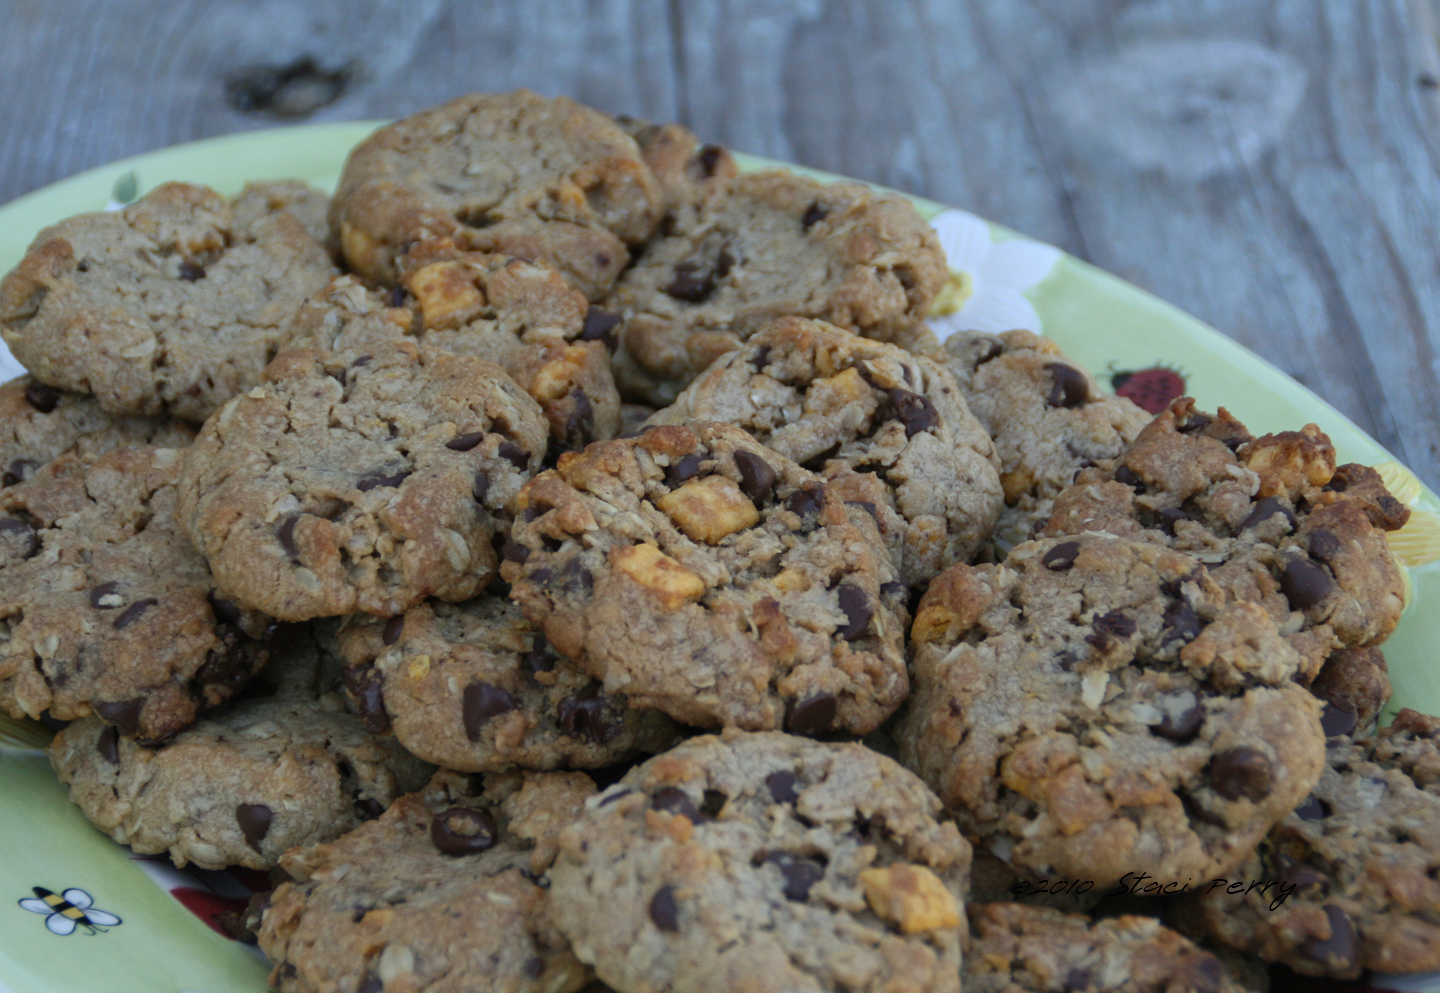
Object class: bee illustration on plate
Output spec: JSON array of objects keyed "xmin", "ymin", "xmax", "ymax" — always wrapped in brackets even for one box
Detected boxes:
[{"xmin": 18, "ymin": 886, "xmax": 121, "ymax": 935}]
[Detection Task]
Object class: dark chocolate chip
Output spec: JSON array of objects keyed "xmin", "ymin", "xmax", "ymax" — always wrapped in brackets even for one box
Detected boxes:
[
  {"xmin": 1113, "ymin": 465, "xmax": 1143, "ymax": 491},
  {"xmin": 1299, "ymin": 905, "xmax": 1358, "ymax": 972},
  {"xmin": 579, "ymin": 307, "xmax": 621, "ymax": 349},
  {"xmin": 762, "ymin": 851, "xmax": 825, "ymax": 901},
  {"xmin": 3, "ymin": 459, "xmax": 37, "ymax": 487},
  {"xmin": 196, "ymin": 640, "xmax": 253, "ymax": 696},
  {"xmin": 430, "ymin": 806, "xmax": 498, "ymax": 856},
  {"xmin": 498, "ymin": 442, "xmax": 529, "ymax": 470},
  {"xmin": 1091, "ymin": 610, "xmax": 1135, "ymax": 639},
  {"xmin": 652, "ymin": 787, "xmax": 702, "ymax": 822},
  {"xmin": 1210, "ymin": 747, "xmax": 1274, "ymax": 801},
  {"xmin": 1046, "ymin": 364, "xmax": 1089, "ymax": 408},
  {"xmin": 447, "ymin": 431, "xmax": 484, "ymax": 452},
  {"xmin": 836, "ymin": 585, "xmax": 872, "ymax": 641},
  {"xmin": 23, "ymin": 381, "xmax": 61, "ymax": 413},
  {"xmin": 714, "ymin": 249, "xmax": 734, "ymax": 279},
  {"xmin": 382, "ymin": 616, "xmax": 404, "ymax": 645},
  {"xmin": 749, "ymin": 345, "xmax": 771, "ymax": 372},
  {"xmin": 1239, "ymin": 497, "xmax": 1297, "ymax": 533},
  {"xmin": 785, "ymin": 485, "xmax": 825, "ymax": 520},
  {"xmin": 522, "ymin": 635, "xmax": 555, "ymax": 675},
  {"xmin": 1178, "ymin": 412, "xmax": 1212, "ymax": 434},
  {"xmin": 96, "ymin": 725, "xmax": 120, "ymax": 765},
  {"xmin": 801, "ymin": 201, "xmax": 828, "ymax": 229},
  {"xmin": 462, "ymin": 682, "xmax": 520, "ymax": 740},
  {"xmin": 784, "ymin": 693, "xmax": 837, "ymax": 736},
  {"xmin": 879, "ymin": 580, "xmax": 907, "ymax": 602},
  {"xmin": 89, "ymin": 581, "xmax": 121, "ymax": 609},
  {"xmin": 765, "ymin": 771, "xmax": 799, "ymax": 804},
  {"xmin": 697, "ymin": 144, "xmax": 725, "ymax": 175},
  {"xmin": 1320, "ymin": 699, "xmax": 1358, "ymax": 738},
  {"xmin": 0, "ymin": 517, "xmax": 38, "ymax": 558},
  {"xmin": 885, "ymin": 388, "xmax": 938, "ymax": 437},
  {"xmin": 277, "ymin": 514, "xmax": 302, "ymax": 561},
  {"xmin": 113, "ymin": 598, "xmax": 157, "ymax": 630},
  {"xmin": 733, "ymin": 451, "xmax": 777, "ymax": 503},
  {"xmin": 1279, "ymin": 558, "xmax": 1334, "ymax": 610},
  {"xmin": 207, "ymin": 592, "xmax": 243, "ymax": 625},
  {"xmin": 236, "ymin": 803, "xmax": 273, "ymax": 851},
  {"xmin": 664, "ymin": 261, "xmax": 715, "ymax": 302},
  {"xmin": 357, "ymin": 469, "xmax": 410, "ymax": 491},
  {"xmin": 1158, "ymin": 507, "xmax": 1190, "ymax": 536},
  {"xmin": 1042, "ymin": 542, "xmax": 1080, "ymax": 571},
  {"xmin": 1056, "ymin": 651, "xmax": 1077, "ymax": 672},
  {"xmin": 1153, "ymin": 697, "xmax": 1205, "ymax": 742},
  {"xmin": 563, "ymin": 390, "xmax": 595, "ymax": 448},
  {"xmin": 557, "ymin": 682, "xmax": 621, "ymax": 745},
  {"xmin": 1064, "ymin": 968, "xmax": 1091, "ymax": 992},
  {"xmin": 178, "ymin": 261, "xmax": 205, "ymax": 282},
  {"xmin": 503, "ymin": 537, "xmax": 529, "ymax": 564},
  {"xmin": 387, "ymin": 285, "xmax": 407, "ymax": 308},
  {"xmin": 649, "ymin": 886, "xmax": 680, "ymax": 931},
  {"xmin": 356, "ymin": 797, "xmax": 385, "ymax": 820},
  {"xmin": 1160, "ymin": 602, "xmax": 1203, "ymax": 645},
  {"xmin": 846, "ymin": 501, "xmax": 879, "ymax": 521},
  {"xmin": 666, "ymin": 453, "xmax": 705, "ymax": 487},
  {"xmin": 1293, "ymin": 793, "xmax": 1330, "ymax": 821},
  {"xmin": 1309, "ymin": 530, "xmax": 1341, "ymax": 561},
  {"xmin": 343, "ymin": 666, "xmax": 390, "ymax": 734},
  {"xmin": 473, "ymin": 472, "xmax": 491, "ymax": 505}
]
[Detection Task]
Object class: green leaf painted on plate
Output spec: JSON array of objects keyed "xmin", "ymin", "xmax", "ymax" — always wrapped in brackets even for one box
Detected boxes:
[{"xmin": 110, "ymin": 171, "xmax": 138, "ymax": 206}]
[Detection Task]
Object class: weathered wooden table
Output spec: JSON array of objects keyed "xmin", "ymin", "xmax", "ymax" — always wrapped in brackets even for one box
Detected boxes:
[{"xmin": 3, "ymin": 0, "xmax": 1439, "ymax": 487}]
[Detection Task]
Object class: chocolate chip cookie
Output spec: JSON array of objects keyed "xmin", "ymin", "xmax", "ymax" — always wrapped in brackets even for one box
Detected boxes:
[
  {"xmin": 606, "ymin": 169, "xmax": 948, "ymax": 405},
  {"xmin": 257, "ymin": 768, "xmax": 595, "ymax": 993},
  {"xmin": 49, "ymin": 627, "xmax": 432, "ymax": 870},
  {"xmin": 965, "ymin": 902, "xmax": 1251, "ymax": 993},
  {"xmin": 398, "ymin": 243, "xmax": 621, "ymax": 455},
  {"xmin": 1174, "ymin": 711, "xmax": 1440, "ymax": 978},
  {"xmin": 336, "ymin": 595, "xmax": 676, "ymax": 772},
  {"xmin": 0, "ymin": 181, "xmax": 338, "ymax": 421},
  {"xmin": 0, "ymin": 442, "xmax": 274, "ymax": 744},
  {"xmin": 614, "ymin": 116, "xmax": 736, "ymax": 228},
  {"xmin": 548, "ymin": 730, "xmax": 971, "ymax": 993},
  {"xmin": 332, "ymin": 90, "xmax": 663, "ymax": 299},
  {"xmin": 502, "ymin": 421, "xmax": 909, "ymax": 735},
  {"xmin": 645, "ymin": 316, "xmax": 1003, "ymax": 585},
  {"xmin": 1039, "ymin": 398, "xmax": 1409, "ymax": 682},
  {"xmin": 940, "ymin": 329, "xmax": 1152, "ymax": 555},
  {"xmin": 898, "ymin": 531, "xmax": 1328, "ymax": 889},
  {"xmin": 177, "ymin": 279, "xmax": 549, "ymax": 620}
]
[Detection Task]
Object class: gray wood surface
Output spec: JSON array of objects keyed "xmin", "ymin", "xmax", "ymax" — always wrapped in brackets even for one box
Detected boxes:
[{"xmin": 2, "ymin": 0, "xmax": 1439, "ymax": 486}]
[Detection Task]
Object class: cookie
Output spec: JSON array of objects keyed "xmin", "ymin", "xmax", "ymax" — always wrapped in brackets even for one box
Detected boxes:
[
  {"xmin": 502, "ymin": 421, "xmax": 909, "ymax": 734},
  {"xmin": 257, "ymin": 768, "xmax": 595, "ymax": 993},
  {"xmin": 0, "ymin": 181, "xmax": 338, "ymax": 421},
  {"xmin": 0, "ymin": 442, "xmax": 274, "ymax": 744},
  {"xmin": 49, "ymin": 627, "xmax": 432, "ymax": 870},
  {"xmin": 332, "ymin": 90, "xmax": 663, "ymax": 298},
  {"xmin": 398, "ymin": 243, "xmax": 621, "ymax": 455},
  {"xmin": 1039, "ymin": 398, "xmax": 1408, "ymax": 682},
  {"xmin": 232, "ymin": 179, "xmax": 337, "ymax": 257},
  {"xmin": 1307, "ymin": 646, "xmax": 1390, "ymax": 738},
  {"xmin": 1174, "ymin": 713, "xmax": 1440, "ymax": 978},
  {"xmin": 898, "ymin": 531, "xmax": 1328, "ymax": 889},
  {"xmin": 614, "ymin": 116, "xmax": 736, "ymax": 227},
  {"xmin": 177, "ymin": 279, "xmax": 549, "ymax": 620},
  {"xmin": 548, "ymin": 730, "xmax": 971, "ymax": 993},
  {"xmin": 964, "ymin": 902, "xmax": 1251, "ymax": 993},
  {"xmin": 606, "ymin": 169, "xmax": 948, "ymax": 405},
  {"xmin": 940, "ymin": 329, "xmax": 1152, "ymax": 555},
  {"xmin": 0, "ymin": 374, "xmax": 195, "ymax": 487},
  {"xmin": 336, "ymin": 595, "xmax": 676, "ymax": 772},
  {"xmin": 645, "ymin": 316, "xmax": 1003, "ymax": 585}
]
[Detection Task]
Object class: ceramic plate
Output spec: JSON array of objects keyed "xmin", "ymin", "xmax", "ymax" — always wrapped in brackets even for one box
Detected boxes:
[{"xmin": 0, "ymin": 123, "xmax": 1437, "ymax": 993}]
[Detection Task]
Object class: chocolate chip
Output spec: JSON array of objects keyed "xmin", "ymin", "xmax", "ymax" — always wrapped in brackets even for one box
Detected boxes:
[
  {"xmin": 1042, "ymin": 542, "xmax": 1080, "ymax": 571},
  {"xmin": 1273, "ymin": 852, "xmax": 1326, "ymax": 891},
  {"xmin": 236, "ymin": 803, "xmax": 273, "ymax": 851},
  {"xmin": 277, "ymin": 514, "xmax": 302, "ymax": 561},
  {"xmin": 462, "ymin": 682, "xmax": 520, "ymax": 740},
  {"xmin": 2, "ymin": 458, "xmax": 36, "ymax": 487},
  {"xmin": 885, "ymin": 388, "xmax": 939, "ymax": 437},
  {"xmin": 1158, "ymin": 507, "xmax": 1190, "ymax": 536},
  {"xmin": 733, "ymin": 451, "xmax": 777, "ymax": 503},
  {"xmin": 749, "ymin": 345, "xmax": 771, "ymax": 372},
  {"xmin": 649, "ymin": 886, "xmax": 680, "ymax": 931},
  {"xmin": 1320, "ymin": 699, "xmax": 1358, "ymax": 738},
  {"xmin": 522, "ymin": 635, "xmax": 555, "ymax": 675},
  {"xmin": 1299, "ymin": 905, "xmax": 1358, "ymax": 972},
  {"xmin": 355, "ymin": 797, "xmax": 385, "ymax": 820},
  {"xmin": 113, "ymin": 598, "xmax": 157, "ymax": 630},
  {"xmin": 0, "ymin": 518, "xmax": 38, "ymax": 558},
  {"xmin": 1153, "ymin": 696, "xmax": 1205, "ymax": 742},
  {"xmin": 1293, "ymin": 793, "xmax": 1330, "ymax": 820},
  {"xmin": 1178, "ymin": 412, "xmax": 1212, "ymax": 434},
  {"xmin": 697, "ymin": 144, "xmax": 725, "ymax": 175},
  {"xmin": 1279, "ymin": 558, "xmax": 1334, "ymax": 610},
  {"xmin": 836, "ymin": 585, "xmax": 872, "ymax": 641},
  {"xmin": 503, "ymin": 537, "xmax": 529, "ymax": 563},
  {"xmin": 382, "ymin": 616, "xmax": 404, "ymax": 645},
  {"xmin": 784, "ymin": 693, "xmax": 837, "ymax": 736},
  {"xmin": 96, "ymin": 725, "xmax": 120, "ymax": 765},
  {"xmin": 766, "ymin": 771, "xmax": 799, "ymax": 804},
  {"xmin": 1046, "ymin": 364, "xmax": 1089, "ymax": 408},
  {"xmin": 1064, "ymin": 968, "xmax": 1091, "ymax": 992},
  {"xmin": 1161, "ymin": 602, "xmax": 1202, "ymax": 645},
  {"xmin": 1113, "ymin": 465, "xmax": 1143, "ymax": 491},
  {"xmin": 785, "ymin": 485, "xmax": 825, "ymax": 521},
  {"xmin": 1180, "ymin": 790, "xmax": 1229, "ymax": 828},
  {"xmin": 879, "ymin": 580, "xmax": 907, "ymax": 602},
  {"xmin": 1239, "ymin": 497, "xmax": 1297, "ymax": 534},
  {"xmin": 178, "ymin": 261, "xmax": 205, "ymax": 282},
  {"xmin": 801, "ymin": 201, "xmax": 828, "ymax": 229},
  {"xmin": 652, "ymin": 787, "xmax": 702, "ymax": 822},
  {"xmin": 88, "ymin": 582, "xmax": 121, "ymax": 609},
  {"xmin": 1309, "ymin": 529, "xmax": 1340, "ymax": 561},
  {"xmin": 563, "ymin": 390, "xmax": 595, "ymax": 448},
  {"xmin": 557, "ymin": 682, "xmax": 621, "ymax": 744},
  {"xmin": 664, "ymin": 261, "xmax": 716, "ymax": 302},
  {"xmin": 1091, "ymin": 611, "xmax": 1135, "ymax": 638},
  {"xmin": 430, "ymin": 806, "xmax": 498, "ymax": 856},
  {"xmin": 207, "ymin": 592, "xmax": 243, "ymax": 625},
  {"xmin": 357, "ymin": 469, "xmax": 410, "ymax": 491},
  {"xmin": 387, "ymin": 285, "xmax": 407, "ymax": 308},
  {"xmin": 666, "ymin": 453, "xmax": 705, "ymax": 487},
  {"xmin": 343, "ymin": 666, "xmax": 389, "ymax": 734},
  {"xmin": 498, "ymin": 442, "xmax": 529, "ymax": 470},
  {"xmin": 1056, "ymin": 651, "xmax": 1077, "ymax": 672},
  {"xmin": 579, "ymin": 307, "xmax": 621, "ymax": 349},
  {"xmin": 473, "ymin": 472, "xmax": 491, "ymax": 505},
  {"xmin": 762, "ymin": 851, "xmax": 825, "ymax": 901},
  {"xmin": 447, "ymin": 432, "xmax": 484, "ymax": 452},
  {"xmin": 197, "ymin": 637, "xmax": 253, "ymax": 697},
  {"xmin": 1210, "ymin": 747, "xmax": 1273, "ymax": 801},
  {"xmin": 23, "ymin": 381, "xmax": 61, "ymax": 413}
]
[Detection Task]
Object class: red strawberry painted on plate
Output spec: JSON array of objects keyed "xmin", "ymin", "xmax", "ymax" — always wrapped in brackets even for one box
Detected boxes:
[
  {"xmin": 1111, "ymin": 364, "xmax": 1186, "ymax": 414},
  {"xmin": 169, "ymin": 887, "xmax": 253, "ymax": 941}
]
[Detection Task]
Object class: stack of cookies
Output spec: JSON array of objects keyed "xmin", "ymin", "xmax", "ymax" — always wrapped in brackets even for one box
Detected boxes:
[{"xmin": 0, "ymin": 90, "xmax": 1433, "ymax": 993}]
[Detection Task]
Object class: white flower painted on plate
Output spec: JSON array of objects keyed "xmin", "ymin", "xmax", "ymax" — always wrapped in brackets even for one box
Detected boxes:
[{"xmin": 925, "ymin": 209, "xmax": 1062, "ymax": 339}]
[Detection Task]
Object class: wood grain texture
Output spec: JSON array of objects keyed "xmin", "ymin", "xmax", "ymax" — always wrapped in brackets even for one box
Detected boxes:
[{"xmin": 3, "ymin": 0, "xmax": 1440, "ymax": 487}]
